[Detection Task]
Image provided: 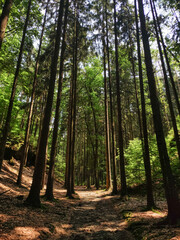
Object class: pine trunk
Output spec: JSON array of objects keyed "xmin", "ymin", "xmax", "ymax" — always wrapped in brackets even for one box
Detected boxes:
[
  {"xmin": 25, "ymin": 0, "xmax": 65, "ymax": 207},
  {"xmin": 45, "ymin": 0, "xmax": 69, "ymax": 200},
  {"xmin": 138, "ymin": 0, "xmax": 180, "ymax": 224},
  {"xmin": 150, "ymin": 0, "xmax": 180, "ymax": 160},
  {"xmin": 135, "ymin": 0, "xmax": 155, "ymax": 209},
  {"xmin": 0, "ymin": 0, "xmax": 13, "ymax": 49},
  {"xmin": 105, "ymin": 0, "xmax": 117, "ymax": 194},
  {"xmin": 17, "ymin": 0, "xmax": 50, "ymax": 186},
  {"xmin": 152, "ymin": 0, "xmax": 180, "ymax": 116},
  {"xmin": 102, "ymin": 10, "xmax": 111, "ymax": 190},
  {"xmin": 113, "ymin": 0, "xmax": 127, "ymax": 196}
]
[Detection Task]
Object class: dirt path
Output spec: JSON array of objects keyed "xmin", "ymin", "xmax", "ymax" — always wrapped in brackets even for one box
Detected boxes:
[
  {"xmin": 0, "ymin": 161, "xmax": 180, "ymax": 240},
  {"xmin": 0, "ymin": 162, "xmax": 134, "ymax": 240},
  {"xmin": 58, "ymin": 188, "xmax": 135, "ymax": 240}
]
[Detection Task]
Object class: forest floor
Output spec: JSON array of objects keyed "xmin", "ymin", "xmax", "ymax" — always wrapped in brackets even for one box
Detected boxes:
[{"xmin": 0, "ymin": 160, "xmax": 180, "ymax": 240}]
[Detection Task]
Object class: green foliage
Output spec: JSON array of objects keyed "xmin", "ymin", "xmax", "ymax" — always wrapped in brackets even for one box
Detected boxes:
[
  {"xmin": 124, "ymin": 137, "xmax": 161, "ymax": 186},
  {"xmin": 55, "ymin": 152, "xmax": 66, "ymax": 181},
  {"xmin": 166, "ymin": 116, "xmax": 180, "ymax": 179},
  {"xmin": 125, "ymin": 116, "xmax": 180, "ymax": 187},
  {"xmin": 125, "ymin": 138, "xmax": 145, "ymax": 185}
]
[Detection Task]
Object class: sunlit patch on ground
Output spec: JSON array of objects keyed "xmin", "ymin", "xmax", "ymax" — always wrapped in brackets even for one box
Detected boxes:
[
  {"xmin": 132, "ymin": 210, "xmax": 167, "ymax": 220},
  {"xmin": 14, "ymin": 227, "xmax": 40, "ymax": 239}
]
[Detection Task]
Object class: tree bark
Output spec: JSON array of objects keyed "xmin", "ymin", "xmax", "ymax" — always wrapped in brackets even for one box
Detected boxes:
[
  {"xmin": 113, "ymin": 0, "xmax": 127, "ymax": 196},
  {"xmin": 135, "ymin": 0, "xmax": 155, "ymax": 209},
  {"xmin": 102, "ymin": 8, "xmax": 111, "ymax": 191},
  {"xmin": 105, "ymin": 0, "xmax": 117, "ymax": 194},
  {"xmin": 152, "ymin": 0, "xmax": 180, "ymax": 116},
  {"xmin": 138, "ymin": 0, "xmax": 180, "ymax": 224},
  {"xmin": 45, "ymin": 0, "xmax": 69, "ymax": 200},
  {"xmin": 0, "ymin": 0, "xmax": 13, "ymax": 49},
  {"xmin": 25, "ymin": 0, "xmax": 65, "ymax": 207},
  {"xmin": 66, "ymin": 1, "xmax": 78, "ymax": 197},
  {"xmin": 17, "ymin": 0, "xmax": 50, "ymax": 186},
  {"xmin": 150, "ymin": 0, "xmax": 180, "ymax": 161}
]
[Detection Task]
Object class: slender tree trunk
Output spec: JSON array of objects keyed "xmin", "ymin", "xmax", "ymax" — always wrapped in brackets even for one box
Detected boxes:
[
  {"xmin": 129, "ymin": 47, "xmax": 143, "ymax": 140},
  {"xmin": 70, "ymin": 1, "xmax": 78, "ymax": 194},
  {"xmin": 138, "ymin": 0, "xmax": 180, "ymax": 224},
  {"xmin": 41, "ymin": 143, "xmax": 48, "ymax": 190},
  {"xmin": 45, "ymin": 0, "xmax": 69, "ymax": 200},
  {"xmin": 0, "ymin": 0, "xmax": 32, "ymax": 171},
  {"xmin": 65, "ymin": 110, "xmax": 70, "ymax": 189},
  {"xmin": 150, "ymin": 0, "xmax": 180, "ymax": 161},
  {"xmin": 17, "ymin": 0, "xmax": 50, "ymax": 186},
  {"xmin": 135, "ymin": 0, "xmax": 155, "ymax": 209},
  {"xmin": 66, "ymin": 1, "xmax": 78, "ymax": 197},
  {"xmin": 83, "ymin": 134, "xmax": 86, "ymax": 184},
  {"xmin": 105, "ymin": 0, "xmax": 117, "ymax": 194},
  {"xmin": 86, "ymin": 138, "xmax": 90, "ymax": 189},
  {"xmin": 113, "ymin": 0, "xmax": 127, "ymax": 196},
  {"xmin": 0, "ymin": 0, "xmax": 13, "ymax": 49},
  {"xmin": 152, "ymin": 0, "xmax": 180, "ymax": 116},
  {"xmin": 66, "ymin": 90, "xmax": 72, "ymax": 196},
  {"xmin": 25, "ymin": 0, "xmax": 65, "ymax": 207},
  {"xmin": 89, "ymin": 94, "xmax": 99, "ymax": 189},
  {"xmin": 84, "ymin": 114, "xmax": 95, "ymax": 188},
  {"xmin": 102, "ymin": 9, "xmax": 111, "ymax": 191}
]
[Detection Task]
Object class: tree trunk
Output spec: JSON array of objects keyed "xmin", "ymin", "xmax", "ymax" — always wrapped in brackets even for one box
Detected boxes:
[
  {"xmin": 102, "ymin": 8, "xmax": 111, "ymax": 190},
  {"xmin": 138, "ymin": 0, "xmax": 180, "ymax": 224},
  {"xmin": 45, "ymin": 0, "xmax": 69, "ymax": 200},
  {"xmin": 113, "ymin": 0, "xmax": 127, "ymax": 196},
  {"xmin": 66, "ymin": 91, "xmax": 72, "ymax": 196},
  {"xmin": 0, "ymin": 0, "xmax": 13, "ymax": 49},
  {"xmin": 152, "ymin": 0, "xmax": 180, "ymax": 116},
  {"xmin": 150, "ymin": 0, "xmax": 180, "ymax": 161},
  {"xmin": 25, "ymin": 0, "xmax": 65, "ymax": 207},
  {"xmin": 135, "ymin": 0, "xmax": 155, "ymax": 209},
  {"xmin": 66, "ymin": 1, "xmax": 78, "ymax": 197},
  {"xmin": 70, "ymin": 1, "xmax": 78, "ymax": 194},
  {"xmin": 0, "ymin": 0, "xmax": 32, "ymax": 171},
  {"xmin": 105, "ymin": 0, "xmax": 117, "ymax": 194},
  {"xmin": 17, "ymin": 0, "xmax": 50, "ymax": 186}
]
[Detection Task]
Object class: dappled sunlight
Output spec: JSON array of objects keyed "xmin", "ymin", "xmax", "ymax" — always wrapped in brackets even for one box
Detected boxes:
[
  {"xmin": 0, "ymin": 181, "xmax": 24, "ymax": 197},
  {"xmin": 0, "ymin": 213, "xmax": 13, "ymax": 224},
  {"xmin": 0, "ymin": 160, "xmax": 179, "ymax": 240},
  {"xmin": 0, "ymin": 161, "xmax": 33, "ymax": 192},
  {"xmin": 14, "ymin": 227, "xmax": 40, "ymax": 240},
  {"xmin": 78, "ymin": 219, "xmax": 128, "ymax": 232},
  {"xmin": 132, "ymin": 210, "xmax": 167, "ymax": 220},
  {"xmin": 53, "ymin": 188, "xmax": 67, "ymax": 195},
  {"xmin": 78, "ymin": 205, "xmax": 96, "ymax": 210}
]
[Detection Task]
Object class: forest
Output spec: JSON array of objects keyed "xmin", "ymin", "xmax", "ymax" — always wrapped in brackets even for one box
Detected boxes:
[{"xmin": 0, "ymin": 0, "xmax": 180, "ymax": 239}]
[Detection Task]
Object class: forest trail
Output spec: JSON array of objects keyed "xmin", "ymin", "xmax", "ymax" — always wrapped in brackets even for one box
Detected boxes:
[
  {"xmin": 0, "ymin": 160, "xmax": 179, "ymax": 240},
  {"xmin": 58, "ymin": 187, "xmax": 135, "ymax": 240}
]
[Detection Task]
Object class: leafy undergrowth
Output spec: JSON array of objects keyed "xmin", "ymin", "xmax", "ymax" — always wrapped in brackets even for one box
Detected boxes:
[{"xmin": 0, "ymin": 160, "xmax": 180, "ymax": 240}]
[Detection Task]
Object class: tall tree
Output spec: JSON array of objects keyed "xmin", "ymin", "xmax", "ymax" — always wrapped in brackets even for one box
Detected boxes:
[
  {"xmin": 45, "ymin": 0, "xmax": 69, "ymax": 200},
  {"xmin": 0, "ymin": 0, "xmax": 32, "ymax": 171},
  {"xmin": 150, "ymin": 0, "xmax": 180, "ymax": 161},
  {"xmin": 138, "ymin": 0, "xmax": 180, "ymax": 223},
  {"xmin": 25, "ymin": 0, "xmax": 65, "ymax": 207},
  {"xmin": 17, "ymin": 0, "xmax": 50, "ymax": 186},
  {"xmin": 0, "ymin": 0, "xmax": 13, "ymax": 49},
  {"xmin": 105, "ymin": 0, "xmax": 117, "ymax": 194},
  {"xmin": 113, "ymin": 0, "xmax": 127, "ymax": 196},
  {"xmin": 66, "ymin": 0, "xmax": 78, "ymax": 197},
  {"xmin": 135, "ymin": 0, "xmax": 155, "ymax": 209},
  {"xmin": 102, "ymin": 8, "xmax": 111, "ymax": 190},
  {"xmin": 152, "ymin": 0, "xmax": 180, "ymax": 116}
]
